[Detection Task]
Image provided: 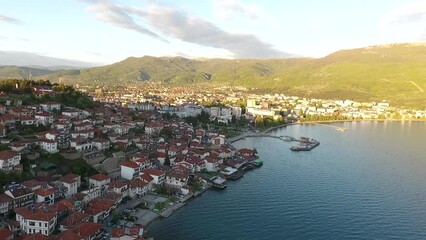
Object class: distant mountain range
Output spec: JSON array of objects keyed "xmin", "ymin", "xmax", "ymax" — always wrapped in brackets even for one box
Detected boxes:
[
  {"xmin": 0, "ymin": 51, "xmax": 97, "ymax": 70},
  {"xmin": 1, "ymin": 43, "xmax": 426, "ymax": 107}
]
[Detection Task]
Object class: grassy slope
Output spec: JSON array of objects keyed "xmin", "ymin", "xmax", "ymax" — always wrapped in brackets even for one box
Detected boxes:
[
  {"xmin": 0, "ymin": 66, "xmax": 54, "ymax": 79},
  {"xmin": 36, "ymin": 43, "xmax": 426, "ymax": 107}
]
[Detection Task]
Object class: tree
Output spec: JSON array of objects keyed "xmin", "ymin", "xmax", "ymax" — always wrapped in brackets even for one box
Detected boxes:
[
  {"xmin": 159, "ymin": 127, "xmax": 175, "ymax": 140},
  {"xmin": 164, "ymin": 156, "xmax": 171, "ymax": 166},
  {"xmin": 111, "ymin": 210, "xmax": 120, "ymax": 224}
]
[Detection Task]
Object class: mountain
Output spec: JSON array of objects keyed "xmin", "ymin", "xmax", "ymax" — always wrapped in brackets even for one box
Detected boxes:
[
  {"xmin": 12, "ymin": 43, "xmax": 426, "ymax": 107},
  {"xmin": 0, "ymin": 66, "xmax": 54, "ymax": 79},
  {"xmin": 0, "ymin": 51, "xmax": 97, "ymax": 69}
]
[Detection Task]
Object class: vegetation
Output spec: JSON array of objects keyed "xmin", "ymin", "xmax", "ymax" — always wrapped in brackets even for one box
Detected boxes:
[
  {"xmin": 0, "ymin": 79, "xmax": 95, "ymax": 109},
  {"xmin": 21, "ymin": 43, "xmax": 426, "ymax": 108},
  {"xmin": 0, "ymin": 170, "xmax": 22, "ymax": 193},
  {"xmin": 40, "ymin": 153, "xmax": 98, "ymax": 178}
]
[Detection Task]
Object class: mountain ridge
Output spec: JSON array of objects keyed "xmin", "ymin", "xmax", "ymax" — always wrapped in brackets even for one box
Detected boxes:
[{"xmin": 2, "ymin": 43, "xmax": 426, "ymax": 107}]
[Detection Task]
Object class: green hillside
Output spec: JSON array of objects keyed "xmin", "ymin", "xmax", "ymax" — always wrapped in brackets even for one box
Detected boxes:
[
  {"xmin": 0, "ymin": 66, "xmax": 54, "ymax": 79},
  {"xmin": 20, "ymin": 43, "xmax": 426, "ymax": 107}
]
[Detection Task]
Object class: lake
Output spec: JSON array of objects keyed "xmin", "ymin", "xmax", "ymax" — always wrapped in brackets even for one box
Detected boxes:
[{"xmin": 148, "ymin": 121, "xmax": 426, "ymax": 239}]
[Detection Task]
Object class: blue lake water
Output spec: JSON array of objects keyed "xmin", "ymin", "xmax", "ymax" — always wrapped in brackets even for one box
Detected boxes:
[{"xmin": 148, "ymin": 121, "xmax": 426, "ymax": 239}]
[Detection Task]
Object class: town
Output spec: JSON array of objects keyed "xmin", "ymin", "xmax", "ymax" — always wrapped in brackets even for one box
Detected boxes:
[
  {"xmin": 0, "ymin": 79, "xmax": 424, "ymax": 240},
  {"xmin": 87, "ymin": 82, "xmax": 426, "ymax": 122},
  {"xmin": 0, "ymin": 80, "xmax": 262, "ymax": 240}
]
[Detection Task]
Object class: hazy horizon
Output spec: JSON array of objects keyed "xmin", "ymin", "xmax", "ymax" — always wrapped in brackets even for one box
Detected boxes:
[{"xmin": 1, "ymin": 0, "xmax": 425, "ymax": 65}]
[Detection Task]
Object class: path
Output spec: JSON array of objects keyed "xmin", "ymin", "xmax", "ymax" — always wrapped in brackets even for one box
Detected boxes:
[{"xmin": 408, "ymin": 81, "xmax": 424, "ymax": 93}]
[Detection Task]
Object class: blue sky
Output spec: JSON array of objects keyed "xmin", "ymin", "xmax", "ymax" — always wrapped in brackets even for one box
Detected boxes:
[{"xmin": 0, "ymin": 0, "xmax": 425, "ymax": 64}]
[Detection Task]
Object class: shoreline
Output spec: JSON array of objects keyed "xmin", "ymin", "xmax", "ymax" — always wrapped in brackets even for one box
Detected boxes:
[
  {"xmin": 145, "ymin": 119, "xmax": 425, "ymax": 235},
  {"xmin": 145, "ymin": 187, "xmax": 209, "ymax": 230},
  {"xmin": 229, "ymin": 119, "xmax": 426, "ymax": 143}
]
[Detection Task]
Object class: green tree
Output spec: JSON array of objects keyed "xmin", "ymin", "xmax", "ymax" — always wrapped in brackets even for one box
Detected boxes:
[{"xmin": 164, "ymin": 156, "xmax": 171, "ymax": 166}]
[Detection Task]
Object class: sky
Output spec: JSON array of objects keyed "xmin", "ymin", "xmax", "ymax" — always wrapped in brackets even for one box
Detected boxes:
[{"xmin": 1, "ymin": 0, "xmax": 426, "ymax": 65}]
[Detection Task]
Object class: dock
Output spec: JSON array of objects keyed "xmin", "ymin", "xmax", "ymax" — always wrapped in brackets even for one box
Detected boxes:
[{"xmin": 290, "ymin": 137, "xmax": 320, "ymax": 151}]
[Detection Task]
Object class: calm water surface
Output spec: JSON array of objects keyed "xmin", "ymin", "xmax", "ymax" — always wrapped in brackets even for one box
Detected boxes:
[{"xmin": 148, "ymin": 121, "xmax": 426, "ymax": 240}]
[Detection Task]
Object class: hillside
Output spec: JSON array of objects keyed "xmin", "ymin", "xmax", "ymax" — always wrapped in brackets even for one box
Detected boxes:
[
  {"xmin": 0, "ymin": 66, "xmax": 54, "ymax": 79},
  {"xmin": 14, "ymin": 43, "xmax": 426, "ymax": 107}
]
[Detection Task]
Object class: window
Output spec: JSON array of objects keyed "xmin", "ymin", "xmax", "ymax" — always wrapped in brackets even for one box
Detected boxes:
[{"xmin": 29, "ymin": 221, "xmax": 35, "ymax": 226}]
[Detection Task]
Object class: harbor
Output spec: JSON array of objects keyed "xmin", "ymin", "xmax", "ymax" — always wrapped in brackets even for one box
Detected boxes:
[{"xmin": 229, "ymin": 131, "xmax": 321, "ymax": 152}]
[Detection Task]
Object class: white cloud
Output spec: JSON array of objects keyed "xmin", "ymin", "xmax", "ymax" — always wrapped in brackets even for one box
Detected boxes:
[
  {"xmin": 213, "ymin": 0, "xmax": 262, "ymax": 20},
  {"xmin": 83, "ymin": 0, "xmax": 291, "ymax": 58},
  {"xmin": 0, "ymin": 14, "xmax": 22, "ymax": 24},
  {"xmin": 380, "ymin": 1, "xmax": 426, "ymax": 41},
  {"xmin": 382, "ymin": 1, "xmax": 426, "ymax": 25},
  {"xmin": 85, "ymin": 0, "xmax": 167, "ymax": 42}
]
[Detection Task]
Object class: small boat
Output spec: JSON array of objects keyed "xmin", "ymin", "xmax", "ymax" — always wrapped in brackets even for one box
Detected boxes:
[{"xmin": 253, "ymin": 159, "xmax": 263, "ymax": 167}]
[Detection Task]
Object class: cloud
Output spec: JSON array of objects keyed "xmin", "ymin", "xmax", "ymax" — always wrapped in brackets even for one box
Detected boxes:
[
  {"xmin": 84, "ymin": 0, "xmax": 167, "ymax": 42},
  {"xmin": 84, "ymin": 1, "xmax": 288, "ymax": 58},
  {"xmin": 213, "ymin": 0, "xmax": 261, "ymax": 20},
  {"xmin": 382, "ymin": 1, "xmax": 426, "ymax": 25},
  {"xmin": 131, "ymin": 5, "xmax": 286, "ymax": 58},
  {"xmin": 0, "ymin": 14, "xmax": 22, "ymax": 24},
  {"xmin": 15, "ymin": 37, "xmax": 30, "ymax": 42}
]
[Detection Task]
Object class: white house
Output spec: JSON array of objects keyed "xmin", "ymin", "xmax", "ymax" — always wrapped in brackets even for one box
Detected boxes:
[
  {"xmin": 211, "ymin": 135, "xmax": 225, "ymax": 145},
  {"xmin": 40, "ymin": 102, "xmax": 61, "ymax": 112},
  {"xmin": 139, "ymin": 173, "xmax": 154, "ymax": 191},
  {"xmin": 128, "ymin": 179, "xmax": 148, "ymax": 198},
  {"xmin": 120, "ymin": 161, "xmax": 141, "ymax": 180},
  {"xmin": 61, "ymin": 109, "xmax": 80, "ymax": 119},
  {"xmin": 34, "ymin": 112, "xmax": 54, "ymax": 126},
  {"xmin": 39, "ymin": 139, "xmax": 59, "ymax": 153},
  {"xmin": 165, "ymin": 166, "xmax": 189, "ymax": 189},
  {"xmin": 70, "ymin": 138, "xmax": 92, "ymax": 151},
  {"xmin": 0, "ymin": 194, "xmax": 12, "ymax": 215},
  {"xmin": 34, "ymin": 187, "xmax": 55, "ymax": 205},
  {"xmin": 92, "ymin": 138, "xmax": 110, "ymax": 151},
  {"xmin": 205, "ymin": 157, "xmax": 220, "ymax": 172},
  {"xmin": 0, "ymin": 150, "xmax": 21, "ymax": 171},
  {"xmin": 5, "ymin": 187, "xmax": 34, "ymax": 209},
  {"xmin": 89, "ymin": 174, "xmax": 111, "ymax": 190},
  {"xmin": 15, "ymin": 204, "xmax": 58, "ymax": 236},
  {"xmin": 142, "ymin": 169, "xmax": 165, "ymax": 185},
  {"xmin": 60, "ymin": 175, "xmax": 78, "ymax": 198},
  {"xmin": 108, "ymin": 180, "xmax": 129, "ymax": 197},
  {"xmin": 20, "ymin": 117, "xmax": 39, "ymax": 127}
]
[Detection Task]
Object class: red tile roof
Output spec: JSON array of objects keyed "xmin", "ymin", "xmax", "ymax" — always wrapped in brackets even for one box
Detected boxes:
[
  {"xmin": 89, "ymin": 173, "xmax": 110, "ymax": 182},
  {"xmin": 72, "ymin": 222, "xmax": 102, "ymax": 238},
  {"xmin": 109, "ymin": 180, "xmax": 128, "ymax": 189},
  {"xmin": 22, "ymin": 232, "xmax": 49, "ymax": 240},
  {"xmin": 0, "ymin": 228, "xmax": 13, "ymax": 240},
  {"xmin": 111, "ymin": 226, "xmax": 144, "ymax": 238},
  {"xmin": 56, "ymin": 229, "xmax": 81, "ymax": 240},
  {"xmin": 120, "ymin": 160, "xmax": 140, "ymax": 169},
  {"xmin": 140, "ymin": 173, "xmax": 154, "ymax": 183},
  {"xmin": 143, "ymin": 168, "xmax": 165, "ymax": 176},
  {"xmin": 14, "ymin": 204, "xmax": 57, "ymax": 221},
  {"xmin": 35, "ymin": 112, "xmax": 51, "ymax": 117},
  {"xmin": 34, "ymin": 188, "xmax": 55, "ymax": 197},
  {"xmin": 21, "ymin": 180, "xmax": 43, "ymax": 189},
  {"xmin": 0, "ymin": 193, "xmax": 12, "ymax": 204},
  {"xmin": 129, "ymin": 179, "xmax": 148, "ymax": 189},
  {"xmin": 59, "ymin": 211, "xmax": 90, "ymax": 228},
  {"xmin": 0, "ymin": 150, "xmax": 19, "ymax": 160},
  {"xmin": 88, "ymin": 198, "xmax": 115, "ymax": 212}
]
